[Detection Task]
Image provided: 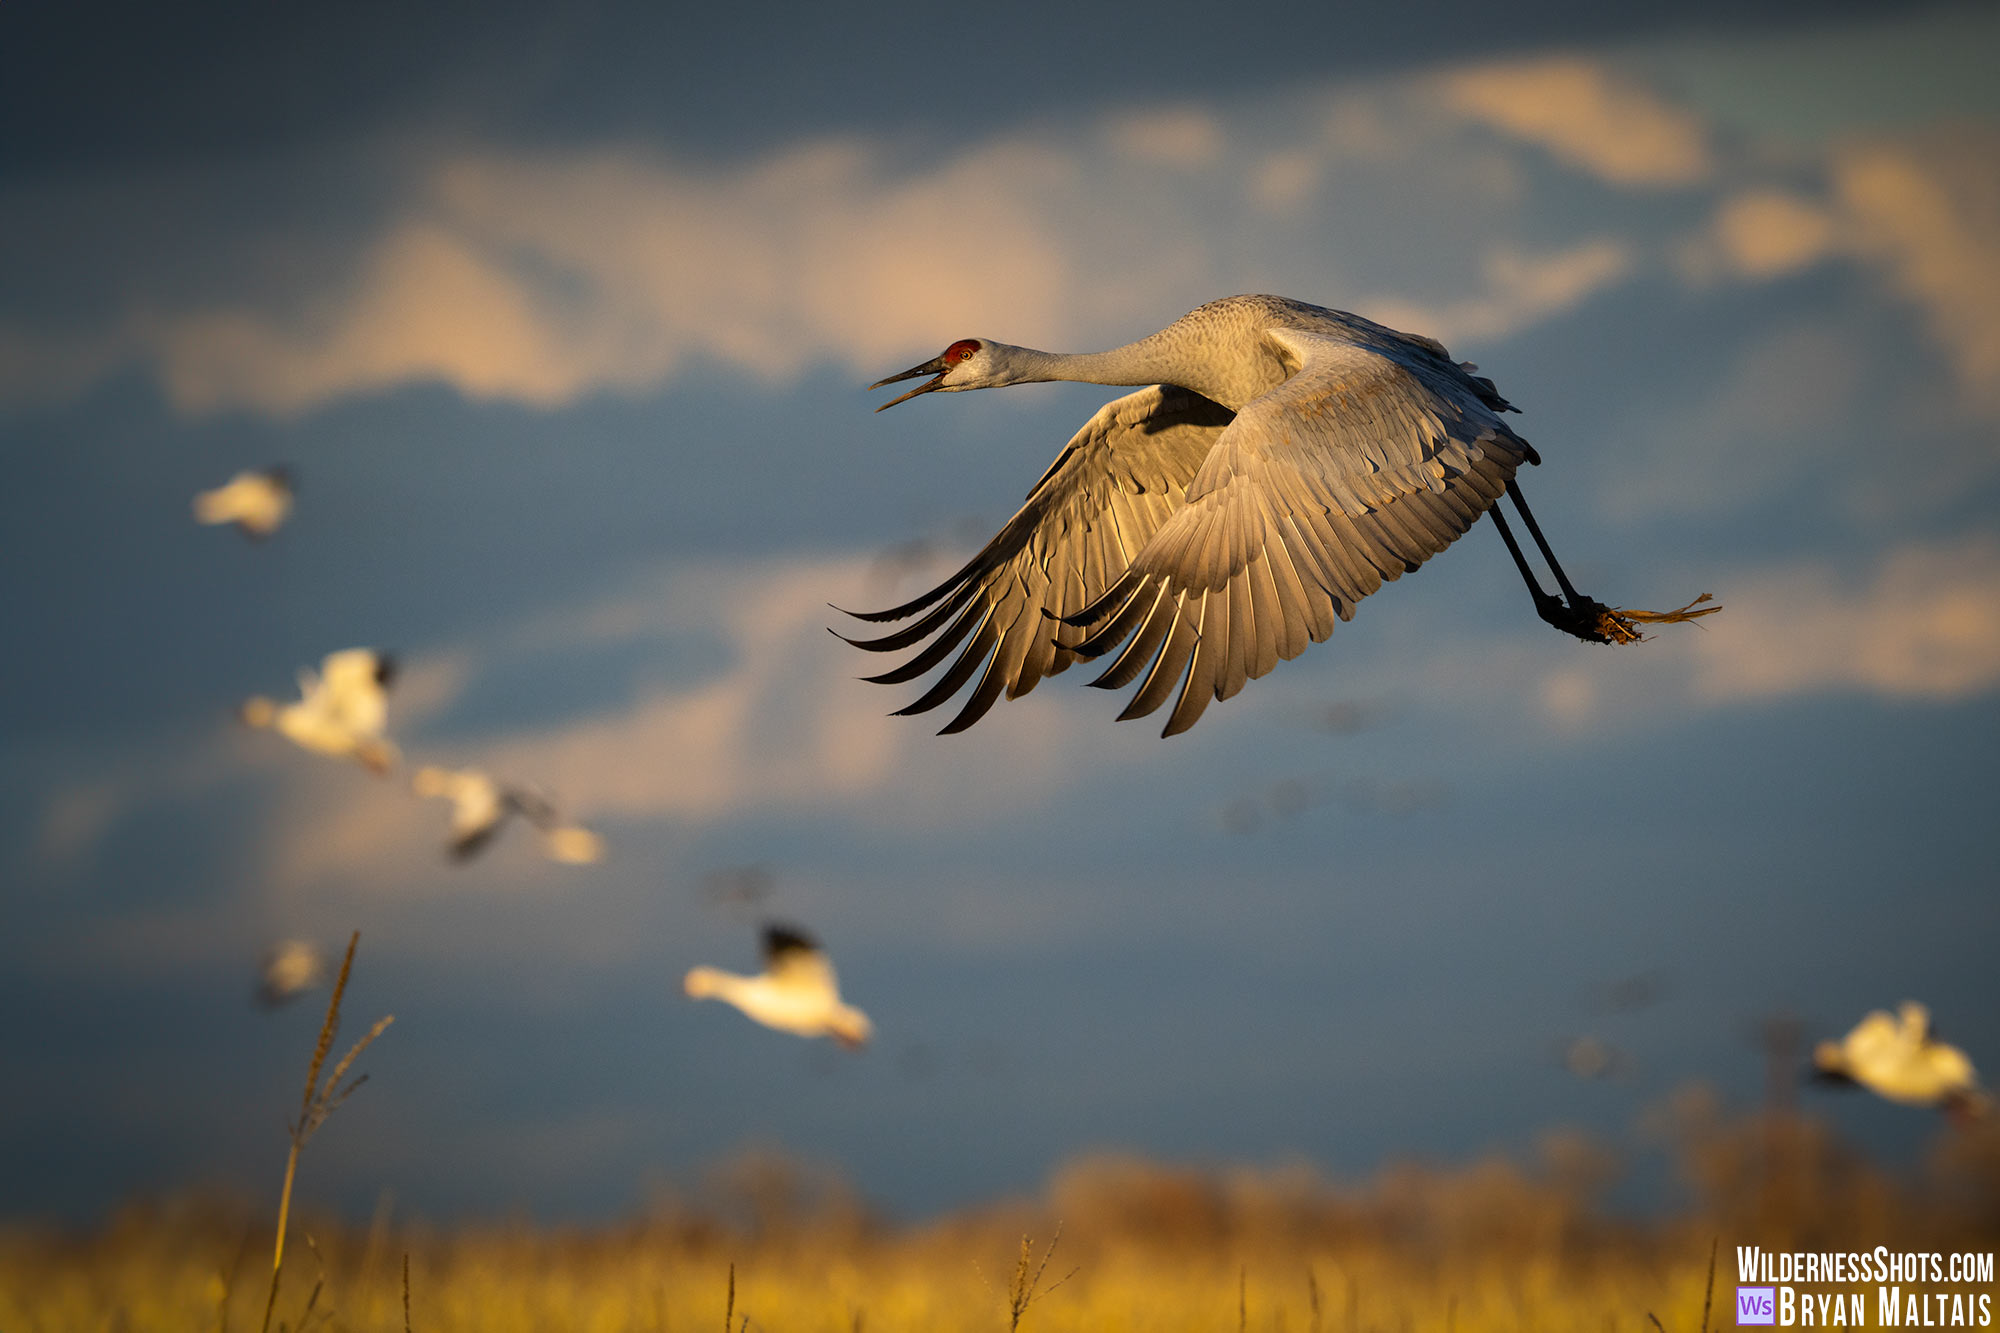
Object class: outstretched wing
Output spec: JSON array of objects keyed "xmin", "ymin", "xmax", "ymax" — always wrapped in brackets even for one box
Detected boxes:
[
  {"xmin": 762, "ymin": 924, "xmax": 839, "ymax": 995},
  {"xmin": 1071, "ymin": 328, "xmax": 1533, "ymax": 737},
  {"xmin": 839, "ymin": 385, "xmax": 1234, "ymax": 733}
]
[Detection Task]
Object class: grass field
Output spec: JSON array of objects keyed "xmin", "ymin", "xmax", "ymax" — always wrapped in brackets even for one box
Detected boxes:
[{"xmin": 5, "ymin": 1096, "xmax": 1996, "ymax": 1332}]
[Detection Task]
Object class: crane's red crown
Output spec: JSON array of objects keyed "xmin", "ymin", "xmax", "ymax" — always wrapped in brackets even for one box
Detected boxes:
[{"xmin": 944, "ymin": 340, "xmax": 980, "ymax": 364}]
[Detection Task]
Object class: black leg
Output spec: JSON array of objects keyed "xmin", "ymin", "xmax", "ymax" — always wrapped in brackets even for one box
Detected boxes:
[
  {"xmin": 1506, "ymin": 480, "xmax": 1583, "ymax": 606},
  {"xmin": 1489, "ymin": 480, "xmax": 1721, "ymax": 645},
  {"xmin": 1486, "ymin": 502, "xmax": 1566, "ymax": 623}
]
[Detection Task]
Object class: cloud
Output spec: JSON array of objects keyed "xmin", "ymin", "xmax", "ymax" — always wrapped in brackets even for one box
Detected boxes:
[
  {"xmin": 158, "ymin": 223, "xmax": 589, "ymax": 415},
  {"xmin": 1509, "ymin": 537, "xmax": 2000, "ymax": 735},
  {"xmin": 1688, "ymin": 130, "xmax": 2000, "ymax": 415},
  {"xmin": 154, "ymin": 140, "xmax": 1083, "ymax": 416},
  {"xmin": 1703, "ymin": 189, "xmax": 1841, "ymax": 279},
  {"xmin": 1101, "ymin": 107, "xmax": 1226, "ymax": 168},
  {"xmin": 1436, "ymin": 56, "xmax": 1711, "ymax": 187},
  {"xmin": 0, "ymin": 60, "xmax": 1699, "ymax": 418},
  {"xmin": 1689, "ymin": 536, "xmax": 2000, "ymax": 704},
  {"xmin": 1834, "ymin": 132, "xmax": 2000, "ymax": 411},
  {"xmin": 261, "ymin": 553, "xmax": 1159, "ymax": 895},
  {"xmin": 1363, "ymin": 239, "xmax": 1633, "ymax": 343}
]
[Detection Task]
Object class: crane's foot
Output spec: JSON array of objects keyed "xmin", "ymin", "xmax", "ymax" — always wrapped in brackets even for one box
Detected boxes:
[{"xmin": 1538, "ymin": 591, "xmax": 1722, "ymax": 645}]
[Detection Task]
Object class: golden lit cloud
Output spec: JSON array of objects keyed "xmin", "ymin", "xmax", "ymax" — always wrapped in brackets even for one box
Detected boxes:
[
  {"xmin": 1706, "ymin": 189, "xmax": 1841, "ymax": 279},
  {"xmin": 1835, "ymin": 132, "xmax": 2000, "ymax": 410},
  {"xmin": 1101, "ymin": 107, "xmax": 1227, "ymax": 168},
  {"xmin": 1690, "ymin": 537, "xmax": 2000, "ymax": 704},
  {"xmin": 1364, "ymin": 239, "xmax": 1632, "ymax": 343},
  {"xmin": 1437, "ymin": 57, "xmax": 1711, "ymax": 186}
]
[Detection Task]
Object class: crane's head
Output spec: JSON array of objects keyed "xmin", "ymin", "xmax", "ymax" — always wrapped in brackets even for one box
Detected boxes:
[{"xmin": 869, "ymin": 339, "xmax": 993, "ymax": 411}]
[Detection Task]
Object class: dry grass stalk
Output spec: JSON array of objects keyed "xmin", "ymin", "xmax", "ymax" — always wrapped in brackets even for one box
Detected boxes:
[
  {"xmin": 999, "ymin": 1226, "xmax": 1077, "ymax": 1333},
  {"xmin": 403, "ymin": 1253, "xmax": 412, "ymax": 1333},
  {"xmin": 1699, "ymin": 1236, "xmax": 1717, "ymax": 1333},
  {"xmin": 724, "ymin": 1261, "xmax": 735, "ymax": 1333},
  {"xmin": 1590, "ymin": 593, "xmax": 1721, "ymax": 645},
  {"xmin": 259, "ymin": 930, "xmax": 395, "ymax": 1333},
  {"xmin": 1546, "ymin": 592, "xmax": 1722, "ymax": 645},
  {"xmin": 1305, "ymin": 1267, "xmax": 1321, "ymax": 1333}
]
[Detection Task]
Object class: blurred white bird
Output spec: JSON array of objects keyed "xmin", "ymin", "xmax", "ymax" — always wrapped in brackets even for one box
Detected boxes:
[
  {"xmin": 1813, "ymin": 1002, "xmax": 1987, "ymax": 1114},
  {"xmin": 240, "ymin": 647, "xmax": 398, "ymax": 775},
  {"xmin": 684, "ymin": 924, "xmax": 872, "ymax": 1049},
  {"xmin": 851, "ymin": 296, "xmax": 1715, "ymax": 736},
  {"xmin": 194, "ymin": 467, "xmax": 294, "ymax": 538},
  {"xmin": 257, "ymin": 939, "xmax": 327, "ymax": 1008},
  {"xmin": 411, "ymin": 765, "xmax": 604, "ymax": 864},
  {"xmin": 1559, "ymin": 1034, "xmax": 1628, "ymax": 1082}
]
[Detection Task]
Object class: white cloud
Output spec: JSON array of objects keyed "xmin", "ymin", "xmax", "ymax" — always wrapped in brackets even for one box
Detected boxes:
[
  {"xmin": 154, "ymin": 140, "xmax": 1085, "ymax": 417},
  {"xmin": 1702, "ymin": 189, "xmax": 1841, "ymax": 279},
  {"xmin": 0, "ymin": 62, "xmax": 1698, "ymax": 417},
  {"xmin": 1436, "ymin": 56, "xmax": 1711, "ymax": 187},
  {"xmin": 1834, "ymin": 133, "xmax": 2000, "ymax": 412},
  {"xmin": 1364, "ymin": 239, "xmax": 1633, "ymax": 344},
  {"xmin": 1688, "ymin": 130, "xmax": 2000, "ymax": 415},
  {"xmin": 1689, "ymin": 536, "xmax": 2000, "ymax": 704},
  {"xmin": 1475, "ymin": 537, "xmax": 2000, "ymax": 735}
]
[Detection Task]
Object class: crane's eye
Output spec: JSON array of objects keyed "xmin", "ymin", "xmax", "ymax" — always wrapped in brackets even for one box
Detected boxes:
[{"xmin": 945, "ymin": 340, "xmax": 979, "ymax": 364}]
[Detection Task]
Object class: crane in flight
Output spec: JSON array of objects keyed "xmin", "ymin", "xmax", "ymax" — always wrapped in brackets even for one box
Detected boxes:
[{"xmin": 845, "ymin": 295, "xmax": 1715, "ymax": 737}]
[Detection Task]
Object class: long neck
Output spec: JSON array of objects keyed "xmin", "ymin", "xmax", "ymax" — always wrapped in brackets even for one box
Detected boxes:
[{"xmin": 998, "ymin": 328, "xmax": 1241, "ymax": 405}]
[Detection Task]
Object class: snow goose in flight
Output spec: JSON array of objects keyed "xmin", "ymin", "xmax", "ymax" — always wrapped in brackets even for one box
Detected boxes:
[
  {"xmin": 851, "ymin": 295, "xmax": 1716, "ymax": 736},
  {"xmin": 684, "ymin": 924, "xmax": 872, "ymax": 1049},
  {"xmin": 194, "ymin": 467, "xmax": 294, "ymax": 538},
  {"xmin": 257, "ymin": 938, "xmax": 327, "ymax": 1008},
  {"xmin": 1813, "ymin": 1002, "xmax": 1987, "ymax": 1115},
  {"xmin": 411, "ymin": 765, "xmax": 604, "ymax": 864},
  {"xmin": 240, "ymin": 647, "xmax": 399, "ymax": 774}
]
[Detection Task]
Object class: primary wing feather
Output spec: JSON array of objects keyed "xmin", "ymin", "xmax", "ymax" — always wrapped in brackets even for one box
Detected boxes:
[
  {"xmin": 841, "ymin": 385, "xmax": 1233, "ymax": 732},
  {"xmin": 1072, "ymin": 329, "xmax": 1533, "ymax": 736}
]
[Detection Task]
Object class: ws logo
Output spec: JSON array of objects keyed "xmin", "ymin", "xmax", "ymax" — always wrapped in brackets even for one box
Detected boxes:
[{"xmin": 1737, "ymin": 1286, "xmax": 1776, "ymax": 1325}]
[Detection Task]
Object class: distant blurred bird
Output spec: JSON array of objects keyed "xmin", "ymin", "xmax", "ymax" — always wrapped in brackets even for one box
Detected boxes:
[
  {"xmin": 1812, "ymin": 1002, "xmax": 1988, "ymax": 1114},
  {"xmin": 193, "ymin": 467, "xmax": 294, "ymax": 538},
  {"xmin": 1596, "ymin": 969, "xmax": 1671, "ymax": 1015},
  {"xmin": 240, "ymin": 647, "xmax": 398, "ymax": 774},
  {"xmin": 684, "ymin": 924, "xmax": 872, "ymax": 1049},
  {"xmin": 701, "ymin": 863, "xmax": 776, "ymax": 910},
  {"xmin": 849, "ymin": 295, "xmax": 1715, "ymax": 736},
  {"xmin": 1559, "ymin": 1034, "xmax": 1628, "ymax": 1082},
  {"xmin": 411, "ymin": 765, "xmax": 604, "ymax": 864},
  {"xmin": 257, "ymin": 939, "xmax": 326, "ymax": 1008}
]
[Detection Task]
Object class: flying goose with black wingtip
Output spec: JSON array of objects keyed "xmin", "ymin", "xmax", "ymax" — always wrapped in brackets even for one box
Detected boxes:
[
  {"xmin": 684, "ymin": 924, "xmax": 872, "ymax": 1049},
  {"xmin": 194, "ymin": 467, "xmax": 294, "ymax": 538},
  {"xmin": 411, "ymin": 765, "xmax": 604, "ymax": 864},
  {"xmin": 240, "ymin": 647, "xmax": 399, "ymax": 774}
]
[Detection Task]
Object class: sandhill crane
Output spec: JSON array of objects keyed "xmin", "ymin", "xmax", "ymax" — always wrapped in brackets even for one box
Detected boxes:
[
  {"xmin": 684, "ymin": 924, "xmax": 872, "ymax": 1049},
  {"xmin": 1812, "ymin": 1002, "xmax": 1988, "ymax": 1115},
  {"xmin": 194, "ymin": 467, "xmax": 294, "ymax": 538},
  {"xmin": 411, "ymin": 765, "xmax": 604, "ymax": 864},
  {"xmin": 256, "ymin": 938, "xmax": 327, "ymax": 1008},
  {"xmin": 848, "ymin": 295, "xmax": 1715, "ymax": 736},
  {"xmin": 240, "ymin": 648, "xmax": 399, "ymax": 774}
]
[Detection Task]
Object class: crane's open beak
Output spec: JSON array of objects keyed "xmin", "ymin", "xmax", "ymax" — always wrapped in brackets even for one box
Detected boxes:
[{"xmin": 869, "ymin": 355, "xmax": 950, "ymax": 412}]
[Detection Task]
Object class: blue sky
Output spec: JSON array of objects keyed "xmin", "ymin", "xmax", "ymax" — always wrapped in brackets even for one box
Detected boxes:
[{"xmin": 3, "ymin": 2, "xmax": 1998, "ymax": 1223}]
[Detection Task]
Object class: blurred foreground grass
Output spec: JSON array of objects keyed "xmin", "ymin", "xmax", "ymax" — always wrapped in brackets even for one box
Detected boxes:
[{"xmin": 5, "ymin": 1090, "xmax": 1997, "ymax": 1332}]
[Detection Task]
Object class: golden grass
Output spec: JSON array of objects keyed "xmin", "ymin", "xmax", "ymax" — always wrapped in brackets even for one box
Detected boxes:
[
  {"xmin": 2, "ymin": 1099, "xmax": 1995, "ymax": 1332},
  {"xmin": 261, "ymin": 930, "xmax": 394, "ymax": 1333}
]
